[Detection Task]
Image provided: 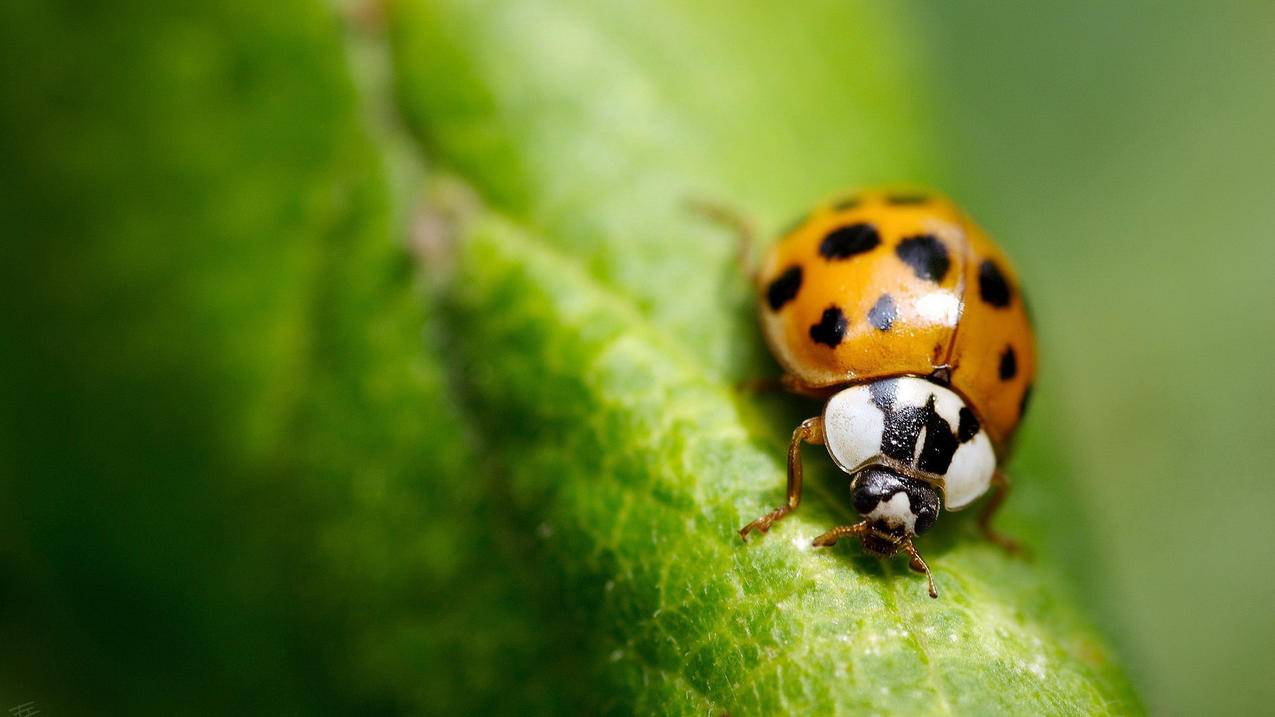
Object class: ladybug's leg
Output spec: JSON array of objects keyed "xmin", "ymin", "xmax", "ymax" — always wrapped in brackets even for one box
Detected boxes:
[
  {"xmin": 978, "ymin": 471, "xmax": 1024, "ymax": 556},
  {"xmin": 739, "ymin": 416, "xmax": 824, "ymax": 540},
  {"xmin": 811, "ymin": 520, "xmax": 868, "ymax": 547},
  {"xmin": 902, "ymin": 541, "xmax": 939, "ymax": 599},
  {"xmin": 684, "ymin": 198, "xmax": 757, "ymax": 280}
]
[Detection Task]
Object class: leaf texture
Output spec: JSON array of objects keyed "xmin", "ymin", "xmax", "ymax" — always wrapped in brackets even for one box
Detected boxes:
[{"xmin": 390, "ymin": 0, "xmax": 1142, "ymax": 713}]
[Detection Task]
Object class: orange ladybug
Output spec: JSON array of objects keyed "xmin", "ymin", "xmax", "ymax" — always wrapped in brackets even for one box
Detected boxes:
[{"xmin": 721, "ymin": 189, "xmax": 1036, "ymax": 598}]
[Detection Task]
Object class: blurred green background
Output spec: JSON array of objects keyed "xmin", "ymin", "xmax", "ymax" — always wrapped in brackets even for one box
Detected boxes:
[
  {"xmin": 2, "ymin": 1, "xmax": 1273, "ymax": 714},
  {"xmin": 913, "ymin": 4, "xmax": 1275, "ymax": 713}
]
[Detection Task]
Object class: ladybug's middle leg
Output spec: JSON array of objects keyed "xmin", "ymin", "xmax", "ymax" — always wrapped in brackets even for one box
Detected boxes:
[
  {"xmin": 739, "ymin": 416, "xmax": 824, "ymax": 540},
  {"xmin": 978, "ymin": 471, "xmax": 1025, "ymax": 556}
]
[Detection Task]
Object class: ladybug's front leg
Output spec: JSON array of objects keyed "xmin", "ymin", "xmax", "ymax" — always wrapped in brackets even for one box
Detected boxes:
[
  {"xmin": 810, "ymin": 520, "xmax": 868, "ymax": 547},
  {"xmin": 902, "ymin": 540, "xmax": 940, "ymax": 599},
  {"xmin": 739, "ymin": 416, "xmax": 824, "ymax": 540}
]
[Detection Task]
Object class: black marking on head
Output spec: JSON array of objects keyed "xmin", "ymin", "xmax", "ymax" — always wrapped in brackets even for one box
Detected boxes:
[
  {"xmin": 850, "ymin": 468, "xmax": 941, "ymax": 536},
  {"xmin": 957, "ymin": 407, "xmax": 980, "ymax": 443},
  {"xmin": 978, "ymin": 259, "xmax": 1013, "ymax": 307},
  {"xmin": 780, "ymin": 213, "xmax": 809, "ymax": 237},
  {"xmin": 1019, "ymin": 384, "xmax": 1034, "ymax": 419},
  {"xmin": 873, "ymin": 391, "xmax": 961, "ymax": 475},
  {"xmin": 851, "ymin": 469, "xmax": 889, "ymax": 515},
  {"xmin": 867, "ymin": 294, "xmax": 897, "ymax": 331},
  {"xmin": 895, "ymin": 234, "xmax": 950, "ymax": 283},
  {"xmin": 885, "ymin": 193, "xmax": 929, "ymax": 205},
  {"xmin": 766, "ymin": 266, "xmax": 802, "ymax": 311},
  {"xmin": 833, "ymin": 195, "xmax": 861, "ymax": 211},
  {"xmin": 819, "ymin": 223, "xmax": 880, "ymax": 260},
  {"xmin": 809, "ymin": 306, "xmax": 849, "ymax": 348},
  {"xmin": 999, "ymin": 345, "xmax": 1018, "ymax": 381}
]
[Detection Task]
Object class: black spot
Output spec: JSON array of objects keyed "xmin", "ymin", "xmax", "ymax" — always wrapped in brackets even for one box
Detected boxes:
[
  {"xmin": 877, "ymin": 399, "xmax": 924, "ymax": 464},
  {"xmin": 895, "ymin": 234, "xmax": 950, "ymax": 283},
  {"xmin": 916, "ymin": 396, "xmax": 960, "ymax": 475},
  {"xmin": 766, "ymin": 266, "xmax": 802, "ymax": 311},
  {"xmin": 869, "ymin": 379, "xmax": 898, "ymax": 412},
  {"xmin": 867, "ymin": 294, "xmax": 897, "ymax": 331},
  {"xmin": 885, "ymin": 193, "xmax": 929, "ymax": 205},
  {"xmin": 957, "ymin": 407, "xmax": 980, "ymax": 443},
  {"xmin": 779, "ymin": 213, "xmax": 809, "ymax": 237},
  {"xmin": 999, "ymin": 345, "xmax": 1018, "ymax": 381},
  {"xmin": 978, "ymin": 259, "xmax": 1013, "ymax": 307},
  {"xmin": 819, "ymin": 223, "xmax": 880, "ymax": 260},
  {"xmin": 833, "ymin": 195, "xmax": 861, "ymax": 211},
  {"xmin": 809, "ymin": 306, "xmax": 849, "ymax": 347},
  {"xmin": 1019, "ymin": 384, "xmax": 1034, "ymax": 419}
]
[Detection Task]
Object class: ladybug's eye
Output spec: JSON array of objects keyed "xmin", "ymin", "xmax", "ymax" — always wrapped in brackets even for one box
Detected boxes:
[
  {"xmin": 913, "ymin": 502, "xmax": 939, "ymax": 535},
  {"xmin": 850, "ymin": 468, "xmax": 901, "ymax": 514}
]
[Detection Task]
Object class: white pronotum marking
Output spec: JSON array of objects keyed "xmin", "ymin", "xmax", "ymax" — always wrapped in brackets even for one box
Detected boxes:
[
  {"xmin": 945, "ymin": 430, "xmax": 995, "ymax": 509},
  {"xmin": 823, "ymin": 376, "xmax": 997, "ymax": 509},
  {"xmin": 912, "ymin": 425, "xmax": 927, "ymax": 464},
  {"xmin": 822, "ymin": 386, "xmax": 884, "ymax": 473}
]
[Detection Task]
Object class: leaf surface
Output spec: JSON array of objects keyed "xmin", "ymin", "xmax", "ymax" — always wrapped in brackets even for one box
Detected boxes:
[
  {"xmin": 389, "ymin": 1, "xmax": 1142, "ymax": 713},
  {"xmin": 0, "ymin": 0, "xmax": 1143, "ymax": 714}
]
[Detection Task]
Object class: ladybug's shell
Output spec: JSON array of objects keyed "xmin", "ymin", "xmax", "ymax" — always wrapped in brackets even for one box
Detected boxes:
[{"xmin": 757, "ymin": 190, "xmax": 1036, "ymax": 453}]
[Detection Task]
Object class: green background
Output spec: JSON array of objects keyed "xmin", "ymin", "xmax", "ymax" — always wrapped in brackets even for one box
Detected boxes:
[
  {"xmin": 914, "ymin": 4, "xmax": 1275, "ymax": 713},
  {"xmin": 2, "ymin": 1, "xmax": 1271, "ymax": 714}
]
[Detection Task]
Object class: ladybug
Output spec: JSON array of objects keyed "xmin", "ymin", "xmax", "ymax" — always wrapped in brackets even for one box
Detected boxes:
[{"xmin": 711, "ymin": 189, "xmax": 1036, "ymax": 598}]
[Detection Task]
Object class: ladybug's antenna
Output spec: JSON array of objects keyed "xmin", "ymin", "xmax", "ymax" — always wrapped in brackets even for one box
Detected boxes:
[{"xmin": 903, "ymin": 541, "xmax": 939, "ymax": 599}]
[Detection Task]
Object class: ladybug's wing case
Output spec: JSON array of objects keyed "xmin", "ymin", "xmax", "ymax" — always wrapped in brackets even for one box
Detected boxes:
[
  {"xmin": 947, "ymin": 221, "xmax": 1037, "ymax": 453},
  {"xmin": 757, "ymin": 191, "xmax": 1036, "ymax": 456},
  {"xmin": 757, "ymin": 193, "xmax": 968, "ymax": 392}
]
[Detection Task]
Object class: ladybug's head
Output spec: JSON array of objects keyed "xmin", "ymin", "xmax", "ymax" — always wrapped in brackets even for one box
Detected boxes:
[{"xmin": 849, "ymin": 467, "xmax": 941, "ymax": 557}]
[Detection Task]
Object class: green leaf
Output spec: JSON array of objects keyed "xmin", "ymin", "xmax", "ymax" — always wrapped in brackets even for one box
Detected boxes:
[
  {"xmin": 0, "ymin": 0, "xmax": 1144, "ymax": 714},
  {"xmin": 390, "ymin": 1, "xmax": 1142, "ymax": 714},
  {"xmin": 391, "ymin": 0, "xmax": 937, "ymax": 376}
]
